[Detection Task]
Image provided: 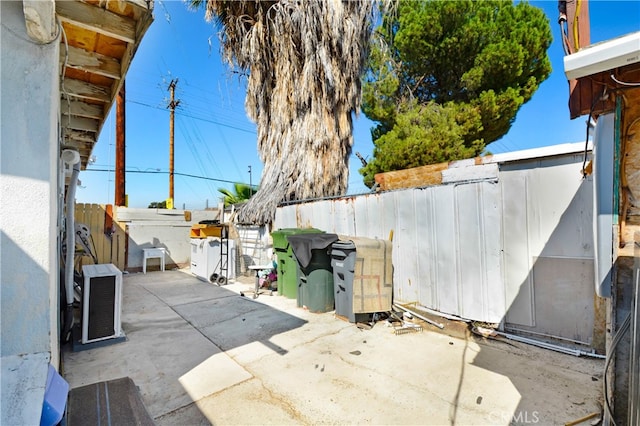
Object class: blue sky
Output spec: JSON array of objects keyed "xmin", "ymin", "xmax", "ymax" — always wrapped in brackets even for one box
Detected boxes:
[{"xmin": 77, "ymin": 0, "xmax": 640, "ymax": 209}]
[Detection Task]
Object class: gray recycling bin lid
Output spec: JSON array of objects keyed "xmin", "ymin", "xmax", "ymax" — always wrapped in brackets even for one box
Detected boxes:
[
  {"xmin": 331, "ymin": 240, "xmax": 356, "ymax": 250},
  {"xmin": 286, "ymin": 233, "xmax": 338, "ymax": 269}
]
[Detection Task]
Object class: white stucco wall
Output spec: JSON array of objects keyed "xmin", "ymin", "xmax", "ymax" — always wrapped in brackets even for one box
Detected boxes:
[{"xmin": 1, "ymin": 1, "xmax": 60, "ymax": 424}]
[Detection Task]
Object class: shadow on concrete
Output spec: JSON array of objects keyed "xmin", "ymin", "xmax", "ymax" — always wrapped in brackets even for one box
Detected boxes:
[
  {"xmin": 449, "ymin": 338, "xmax": 469, "ymax": 425},
  {"xmin": 132, "ymin": 270, "xmax": 307, "ymax": 354},
  {"xmin": 62, "ymin": 269, "xmax": 308, "ymax": 423}
]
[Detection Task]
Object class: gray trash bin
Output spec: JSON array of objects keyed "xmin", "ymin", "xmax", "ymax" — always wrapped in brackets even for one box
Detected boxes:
[
  {"xmin": 331, "ymin": 241, "xmax": 358, "ymax": 322},
  {"xmin": 331, "ymin": 238, "xmax": 393, "ymax": 323}
]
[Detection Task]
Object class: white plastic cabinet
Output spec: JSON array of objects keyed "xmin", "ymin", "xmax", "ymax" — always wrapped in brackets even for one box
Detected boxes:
[{"xmin": 190, "ymin": 237, "xmax": 235, "ymax": 283}]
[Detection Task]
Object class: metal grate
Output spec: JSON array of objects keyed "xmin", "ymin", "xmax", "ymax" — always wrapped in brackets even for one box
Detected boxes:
[{"xmin": 86, "ymin": 275, "xmax": 116, "ymax": 341}]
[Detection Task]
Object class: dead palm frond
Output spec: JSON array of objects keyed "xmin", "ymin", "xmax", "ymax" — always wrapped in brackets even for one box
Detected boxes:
[{"xmin": 190, "ymin": 0, "xmax": 382, "ymax": 224}]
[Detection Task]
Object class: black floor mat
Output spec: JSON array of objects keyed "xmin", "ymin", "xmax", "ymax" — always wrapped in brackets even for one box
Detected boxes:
[{"xmin": 67, "ymin": 377, "xmax": 154, "ymax": 425}]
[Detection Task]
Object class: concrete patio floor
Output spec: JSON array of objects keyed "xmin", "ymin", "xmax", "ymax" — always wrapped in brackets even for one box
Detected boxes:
[{"xmin": 62, "ymin": 269, "xmax": 604, "ymax": 425}]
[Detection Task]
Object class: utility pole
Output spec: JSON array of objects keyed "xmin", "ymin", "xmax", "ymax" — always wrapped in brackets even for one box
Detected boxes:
[
  {"xmin": 167, "ymin": 79, "xmax": 180, "ymax": 208},
  {"xmin": 115, "ymin": 82, "xmax": 126, "ymax": 206},
  {"xmin": 248, "ymin": 165, "xmax": 252, "ymax": 197}
]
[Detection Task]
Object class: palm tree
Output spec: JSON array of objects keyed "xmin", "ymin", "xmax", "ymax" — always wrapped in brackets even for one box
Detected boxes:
[
  {"xmin": 218, "ymin": 183, "xmax": 257, "ymax": 207},
  {"xmin": 189, "ymin": 0, "xmax": 379, "ymax": 224}
]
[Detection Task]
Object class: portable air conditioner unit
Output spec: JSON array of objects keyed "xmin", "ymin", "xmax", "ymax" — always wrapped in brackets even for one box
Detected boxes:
[{"xmin": 81, "ymin": 264, "xmax": 123, "ymax": 344}]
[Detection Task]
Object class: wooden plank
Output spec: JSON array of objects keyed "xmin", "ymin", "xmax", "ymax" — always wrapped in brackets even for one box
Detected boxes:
[
  {"xmin": 114, "ymin": 7, "xmax": 154, "ymax": 109},
  {"xmin": 79, "ymin": 154, "xmax": 91, "ymax": 165},
  {"xmin": 117, "ymin": 224, "xmax": 127, "ymax": 270},
  {"xmin": 62, "ymin": 100, "xmax": 104, "ymax": 119},
  {"xmin": 56, "ymin": 1, "xmax": 136, "ymax": 44},
  {"xmin": 122, "ymin": 0, "xmax": 154, "ymax": 14},
  {"xmin": 89, "ymin": 204, "xmax": 102, "ymax": 263},
  {"xmin": 63, "ymin": 78, "xmax": 111, "ymax": 103},
  {"xmin": 375, "ymin": 162, "xmax": 448, "ymax": 191},
  {"xmin": 83, "ymin": 204, "xmax": 95, "ymax": 261},
  {"xmin": 64, "ymin": 116, "xmax": 99, "ymax": 133},
  {"xmin": 63, "ymin": 128, "xmax": 96, "ymax": 143},
  {"xmin": 99, "ymin": 204, "xmax": 112, "ymax": 264},
  {"xmin": 63, "ymin": 63, "xmax": 111, "ymax": 83},
  {"xmin": 111, "ymin": 205, "xmax": 126, "ymax": 270},
  {"xmin": 568, "ymin": 79, "xmax": 581, "ymax": 119},
  {"xmin": 107, "ymin": 204, "xmax": 116, "ymax": 266},
  {"xmin": 75, "ymin": 203, "xmax": 95, "ymax": 268},
  {"xmin": 74, "ymin": 203, "xmax": 84, "ymax": 227},
  {"xmin": 62, "ymin": 143, "xmax": 93, "ymax": 160},
  {"xmin": 104, "ymin": 204, "xmax": 119, "ymax": 267},
  {"xmin": 96, "ymin": 204, "xmax": 107, "ymax": 264},
  {"xmin": 85, "ymin": 204, "xmax": 102, "ymax": 263},
  {"xmin": 62, "ymin": 45, "xmax": 121, "ymax": 80},
  {"xmin": 623, "ymin": 88, "xmax": 640, "ymax": 240},
  {"xmin": 60, "ymin": 20, "xmax": 97, "ymax": 52}
]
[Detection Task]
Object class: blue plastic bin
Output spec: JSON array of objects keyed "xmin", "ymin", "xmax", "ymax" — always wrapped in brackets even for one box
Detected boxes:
[{"xmin": 40, "ymin": 364, "xmax": 69, "ymax": 426}]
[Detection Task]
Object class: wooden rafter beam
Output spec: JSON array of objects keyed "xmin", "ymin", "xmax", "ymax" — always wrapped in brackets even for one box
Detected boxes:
[
  {"xmin": 63, "ymin": 129, "xmax": 97, "ymax": 144},
  {"xmin": 61, "ymin": 45, "xmax": 121, "ymax": 80},
  {"xmin": 127, "ymin": 0, "xmax": 153, "ymax": 10},
  {"xmin": 109, "ymin": 6, "xmax": 154, "ymax": 112},
  {"xmin": 56, "ymin": 1, "xmax": 154, "ymax": 171},
  {"xmin": 56, "ymin": 0, "xmax": 136, "ymax": 43},
  {"xmin": 63, "ymin": 116, "xmax": 100, "ymax": 133},
  {"xmin": 61, "ymin": 100, "xmax": 104, "ymax": 120},
  {"xmin": 62, "ymin": 142, "xmax": 93, "ymax": 151},
  {"xmin": 63, "ymin": 78, "xmax": 111, "ymax": 103}
]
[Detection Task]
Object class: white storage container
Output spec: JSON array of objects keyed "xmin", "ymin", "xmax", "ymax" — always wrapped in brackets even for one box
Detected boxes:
[{"xmin": 190, "ymin": 237, "xmax": 236, "ymax": 283}]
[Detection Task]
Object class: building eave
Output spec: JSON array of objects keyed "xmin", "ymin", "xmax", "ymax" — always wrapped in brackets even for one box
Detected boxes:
[{"xmin": 54, "ymin": 0, "xmax": 154, "ymax": 169}]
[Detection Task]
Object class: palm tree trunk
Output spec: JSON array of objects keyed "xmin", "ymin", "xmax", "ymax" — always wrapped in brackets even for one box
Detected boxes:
[{"xmin": 195, "ymin": 0, "xmax": 378, "ymax": 224}]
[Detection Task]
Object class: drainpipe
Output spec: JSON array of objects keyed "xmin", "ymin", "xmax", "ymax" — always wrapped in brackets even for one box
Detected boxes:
[{"xmin": 62, "ymin": 150, "xmax": 80, "ymax": 341}]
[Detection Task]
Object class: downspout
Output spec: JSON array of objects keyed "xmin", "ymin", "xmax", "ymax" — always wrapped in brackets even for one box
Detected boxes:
[{"xmin": 62, "ymin": 150, "xmax": 80, "ymax": 341}]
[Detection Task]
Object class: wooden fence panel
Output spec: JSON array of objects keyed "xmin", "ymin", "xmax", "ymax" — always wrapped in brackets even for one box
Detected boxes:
[
  {"xmin": 74, "ymin": 203, "xmax": 126, "ymax": 270},
  {"xmin": 110, "ymin": 207, "xmax": 127, "ymax": 271}
]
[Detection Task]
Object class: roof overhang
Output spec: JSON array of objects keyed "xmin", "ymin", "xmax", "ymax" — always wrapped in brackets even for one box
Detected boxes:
[
  {"xmin": 41, "ymin": 0, "xmax": 154, "ymax": 169},
  {"xmin": 564, "ymin": 31, "xmax": 640, "ymax": 119},
  {"xmin": 564, "ymin": 32, "xmax": 640, "ymax": 81}
]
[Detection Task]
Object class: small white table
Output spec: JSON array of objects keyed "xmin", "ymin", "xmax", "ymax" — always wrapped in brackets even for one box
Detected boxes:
[
  {"xmin": 247, "ymin": 264, "xmax": 275, "ymax": 299},
  {"xmin": 143, "ymin": 248, "xmax": 166, "ymax": 274}
]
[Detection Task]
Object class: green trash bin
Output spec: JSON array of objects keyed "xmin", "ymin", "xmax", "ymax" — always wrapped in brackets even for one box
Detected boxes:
[
  {"xmin": 287, "ymin": 233, "xmax": 338, "ymax": 313},
  {"xmin": 271, "ymin": 228, "xmax": 324, "ymax": 299}
]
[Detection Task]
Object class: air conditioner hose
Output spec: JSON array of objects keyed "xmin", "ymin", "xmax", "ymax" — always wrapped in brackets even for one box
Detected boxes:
[{"xmin": 62, "ymin": 160, "xmax": 80, "ymax": 342}]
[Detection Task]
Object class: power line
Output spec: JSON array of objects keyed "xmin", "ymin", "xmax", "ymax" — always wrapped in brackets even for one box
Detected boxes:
[
  {"xmin": 126, "ymin": 71, "xmax": 248, "ymax": 118},
  {"xmin": 176, "ymin": 173, "xmax": 205, "ymax": 201},
  {"xmin": 176, "ymin": 116, "xmax": 219, "ymax": 198},
  {"xmin": 84, "ymin": 168, "xmax": 250, "ymax": 186},
  {"xmin": 127, "ymin": 99, "xmax": 256, "ymax": 134}
]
